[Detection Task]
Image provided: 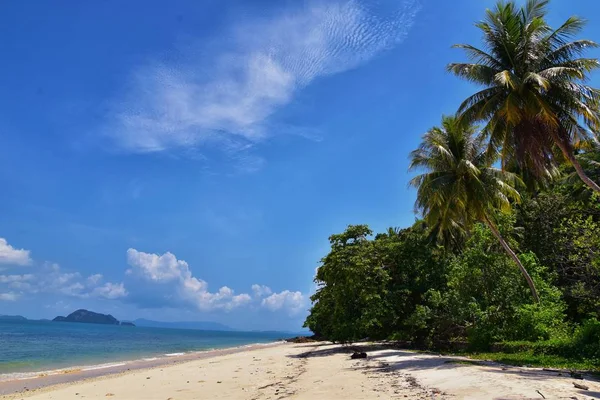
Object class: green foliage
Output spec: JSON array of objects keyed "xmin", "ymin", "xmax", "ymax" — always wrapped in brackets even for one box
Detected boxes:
[
  {"xmin": 467, "ymin": 351, "xmax": 599, "ymax": 372},
  {"xmin": 303, "ymin": 0, "xmax": 600, "ymax": 373},
  {"xmin": 409, "ymin": 115, "xmax": 541, "ymax": 301},
  {"xmin": 574, "ymin": 319, "xmax": 600, "ymax": 346},
  {"xmin": 375, "ymin": 226, "xmax": 448, "ymax": 345},
  {"xmin": 304, "ymin": 156, "xmax": 599, "ymax": 366},
  {"xmin": 305, "ymin": 218, "xmax": 569, "ymax": 348},
  {"xmin": 572, "ymin": 319, "xmax": 600, "ymax": 360},
  {"xmin": 426, "ymin": 223, "xmax": 565, "ymax": 349},
  {"xmin": 408, "ymin": 115, "xmax": 522, "ymax": 242},
  {"xmin": 472, "ymin": 321, "xmax": 600, "ymax": 368},
  {"xmin": 554, "ymin": 216, "xmax": 600, "ymax": 317},
  {"xmin": 304, "ymin": 204, "xmax": 597, "ymax": 370},
  {"xmin": 518, "ymin": 153, "xmax": 600, "ymax": 322},
  {"xmin": 304, "ymin": 225, "xmax": 390, "ymax": 342},
  {"xmin": 449, "ymin": 0, "xmax": 600, "ymax": 194}
]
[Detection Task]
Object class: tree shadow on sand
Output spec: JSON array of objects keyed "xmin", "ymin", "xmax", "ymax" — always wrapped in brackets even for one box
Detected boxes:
[
  {"xmin": 291, "ymin": 345, "xmax": 600, "ymax": 386},
  {"xmin": 577, "ymin": 390, "xmax": 600, "ymax": 399},
  {"xmin": 287, "ymin": 343, "xmax": 397, "ymax": 359},
  {"xmin": 355, "ymin": 349, "xmax": 600, "ymax": 383}
]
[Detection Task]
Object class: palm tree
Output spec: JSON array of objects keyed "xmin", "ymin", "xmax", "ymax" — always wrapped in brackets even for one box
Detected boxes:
[
  {"xmin": 448, "ymin": 0, "xmax": 600, "ymax": 194},
  {"xmin": 409, "ymin": 116, "xmax": 540, "ymax": 302}
]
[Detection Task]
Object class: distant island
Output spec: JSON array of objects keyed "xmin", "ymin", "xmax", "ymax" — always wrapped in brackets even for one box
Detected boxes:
[
  {"xmin": 53, "ymin": 309, "xmax": 134, "ymax": 326},
  {"xmin": 0, "ymin": 315, "xmax": 27, "ymax": 321},
  {"xmin": 2, "ymin": 311, "xmax": 236, "ymax": 331}
]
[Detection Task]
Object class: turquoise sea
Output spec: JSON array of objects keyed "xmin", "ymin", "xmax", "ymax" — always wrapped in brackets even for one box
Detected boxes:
[{"xmin": 0, "ymin": 320, "xmax": 290, "ymax": 379}]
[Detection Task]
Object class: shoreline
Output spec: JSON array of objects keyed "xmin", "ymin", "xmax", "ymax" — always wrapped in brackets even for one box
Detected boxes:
[
  {"xmin": 0, "ymin": 341, "xmax": 284, "ymax": 396},
  {"xmin": 2, "ymin": 342, "xmax": 599, "ymax": 399}
]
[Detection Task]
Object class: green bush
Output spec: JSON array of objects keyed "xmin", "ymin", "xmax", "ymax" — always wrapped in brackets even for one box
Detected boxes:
[
  {"xmin": 512, "ymin": 256, "xmax": 568, "ymax": 341},
  {"xmin": 491, "ymin": 323, "xmax": 600, "ymax": 362},
  {"xmin": 572, "ymin": 319, "xmax": 600, "ymax": 360},
  {"xmin": 574, "ymin": 318, "xmax": 600, "ymax": 345}
]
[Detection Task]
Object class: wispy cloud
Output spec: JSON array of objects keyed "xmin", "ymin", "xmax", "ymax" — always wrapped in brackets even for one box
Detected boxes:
[
  {"xmin": 104, "ymin": 0, "xmax": 421, "ymax": 162},
  {"xmin": 0, "ymin": 292, "xmax": 18, "ymax": 301},
  {"xmin": 251, "ymin": 284, "xmax": 273, "ymax": 298},
  {"xmin": 0, "ymin": 263, "xmax": 127, "ymax": 300},
  {"xmin": 0, "ymin": 274, "xmax": 34, "ymax": 284},
  {"xmin": 90, "ymin": 282, "xmax": 128, "ymax": 300}
]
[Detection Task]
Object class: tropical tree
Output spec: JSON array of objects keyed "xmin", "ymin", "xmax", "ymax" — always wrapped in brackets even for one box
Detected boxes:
[
  {"xmin": 305, "ymin": 225, "xmax": 391, "ymax": 342},
  {"xmin": 448, "ymin": 0, "xmax": 600, "ymax": 194},
  {"xmin": 409, "ymin": 116, "xmax": 540, "ymax": 302}
]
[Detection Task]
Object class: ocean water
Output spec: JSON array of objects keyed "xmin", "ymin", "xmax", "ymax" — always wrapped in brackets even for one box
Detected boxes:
[{"xmin": 0, "ymin": 320, "xmax": 290, "ymax": 378}]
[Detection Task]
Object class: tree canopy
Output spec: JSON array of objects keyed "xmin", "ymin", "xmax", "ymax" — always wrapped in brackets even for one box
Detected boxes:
[
  {"xmin": 449, "ymin": 0, "xmax": 600, "ymax": 193},
  {"xmin": 304, "ymin": 1, "xmax": 600, "ymax": 366}
]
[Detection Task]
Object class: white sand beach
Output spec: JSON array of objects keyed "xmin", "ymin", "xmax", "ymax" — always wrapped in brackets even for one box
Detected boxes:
[{"xmin": 1, "ymin": 343, "xmax": 598, "ymax": 400}]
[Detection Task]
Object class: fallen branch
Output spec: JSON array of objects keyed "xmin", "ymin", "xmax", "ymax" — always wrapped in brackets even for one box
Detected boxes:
[
  {"xmin": 573, "ymin": 382, "xmax": 589, "ymax": 391},
  {"xmin": 542, "ymin": 368, "xmax": 561, "ymax": 373}
]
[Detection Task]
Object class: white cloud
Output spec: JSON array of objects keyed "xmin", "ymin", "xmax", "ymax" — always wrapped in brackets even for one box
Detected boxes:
[
  {"xmin": 105, "ymin": 0, "xmax": 420, "ymax": 159},
  {"xmin": 0, "ymin": 292, "xmax": 18, "ymax": 301},
  {"xmin": 126, "ymin": 249, "xmax": 191, "ymax": 282},
  {"xmin": 8, "ymin": 281, "xmax": 34, "ymax": 291},
  {"xmin": 261, "ymin": 290, "xmax": 306, "ymax": 315},
  {"xmin": 126, "ymin": 249, "xmax": 302, "ymax": 313},
  {"xmin": 45, "ymin": 267, "xmax": 126, "ymax": 300},
  {"xmin": 0, "ymin": 263, "xmax": 127, "ymax": 300},
  {"xmin": 0, "ymin": 274, "xmax": 35, "ymax": 283},
  {"xmin": 0, "ymin": 274, "xmax": 35, "ymax": 291},
  {"xmin": 44, "ymin": 300, "xmax": 71, "ymax": 310},
  {"xmin": 87, "ymin": 274, "xmax": 103, "ymax": 285},
  {"xmin": 0, "ymin": 242, "xmax": 303, "ymax": 316},
  {"xmin": 230, "ymin": 293, "xmax": 253, "ymax": 309},
  {"xmin": 251, "ymin": 284, "xmax": 272, "ymax": 297},
  {"xmin": 91, "ymin": 282, "xmax": 128, "ymax": 300},
  {"xmin": 59, "ymin": 281, "xmax": 85, "ymax": 297},
  {"xmin": 126, "ymin": 248, "xmax": 251, "ymax": 311},
  {"xmin": 0, "ymin": 238, "xmax": 32, "ymax": 266}
]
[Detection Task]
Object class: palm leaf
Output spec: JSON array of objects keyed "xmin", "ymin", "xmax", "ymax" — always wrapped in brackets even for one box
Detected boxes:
[{"xmin": 450, "ymin": 0, "xmax": 600, "ymax": 193}]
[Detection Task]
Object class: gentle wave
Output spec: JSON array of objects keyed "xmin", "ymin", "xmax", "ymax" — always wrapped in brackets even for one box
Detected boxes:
[
  {"xmin": 82, "ymin": 363, "xmax": 127, "ymax": 372},
  {"xmin": 0, "ymin": 362, "xmax": 129, "ymax": 382},
  {"xmin": 0, "ymin": 320, "xmax": 292, "ymax": 380},
  {"xmin": 0, "ymin": 341, "xmax": 283, "ymax": 382}
]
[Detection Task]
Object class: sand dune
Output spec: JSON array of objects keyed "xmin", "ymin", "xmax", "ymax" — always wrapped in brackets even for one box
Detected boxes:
[{"xmin": 1, "ymin": 343, "xmax": 598, "ymax": 399}]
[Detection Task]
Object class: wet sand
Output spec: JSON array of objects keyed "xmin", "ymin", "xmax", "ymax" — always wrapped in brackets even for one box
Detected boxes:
[{"xmin": 0, "ymin": 342, "xmax": 282, "ymax": 396}]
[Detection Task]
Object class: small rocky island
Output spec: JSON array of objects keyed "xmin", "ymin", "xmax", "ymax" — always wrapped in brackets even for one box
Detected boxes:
[{"xmin": 53, "ymin": 309, "xmax": 135, "ymax": 326}]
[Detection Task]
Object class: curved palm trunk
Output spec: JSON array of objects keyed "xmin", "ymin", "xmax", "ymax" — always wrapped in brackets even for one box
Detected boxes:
[
  {"xmin": 483, "ymin": 217, "xmax": 540, "ymax": 303},
  {"xmin": 553, "ymin": 136, "xmax": 600, "ymax": 195}
]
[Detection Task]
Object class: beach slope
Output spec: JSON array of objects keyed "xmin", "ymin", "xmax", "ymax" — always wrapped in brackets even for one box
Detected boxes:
[{"xmin": 2, "ymin": 343, "xmax": 598, "ymax": 399}]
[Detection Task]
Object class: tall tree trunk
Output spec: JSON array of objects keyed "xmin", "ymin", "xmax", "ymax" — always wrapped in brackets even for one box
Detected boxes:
[
  {"xmin": 554, "ymin": 136, "xmax": 600, "ymax": 194},
  {"xmin": 484, "ymin": 216, "xmax": 540, "ymax": 303}
]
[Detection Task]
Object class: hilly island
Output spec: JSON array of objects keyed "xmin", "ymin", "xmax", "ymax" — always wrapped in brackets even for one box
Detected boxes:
[{"xmin": 53, "ymin": 309, "xmax": 135, "ymax": 326}]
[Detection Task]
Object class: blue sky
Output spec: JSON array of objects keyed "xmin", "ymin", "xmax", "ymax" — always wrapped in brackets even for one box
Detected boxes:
[{"xmin": 1, "ymin": 0, "xmax": 599, "ymax": 331}]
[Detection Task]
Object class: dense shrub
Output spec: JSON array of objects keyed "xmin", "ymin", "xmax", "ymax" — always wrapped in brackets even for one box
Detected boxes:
[
  {"xmin": 490, "ymin": 322, "xmax": 600, "ymax": 363},
  {"xmin": 304, "ymin": 151, "xmax": 600, "ymax": 359}
]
